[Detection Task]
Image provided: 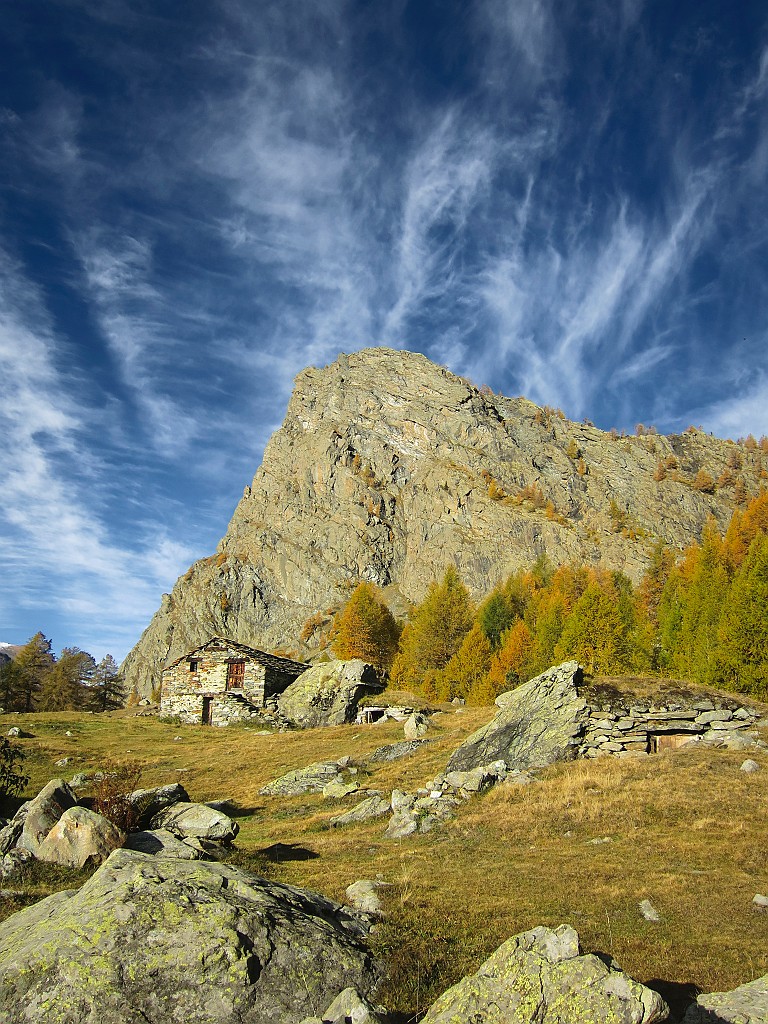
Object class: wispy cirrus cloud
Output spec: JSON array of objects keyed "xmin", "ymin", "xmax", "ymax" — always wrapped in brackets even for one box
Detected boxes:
[{"xmin": 0, "ymin": 246, "xmax": 197, "ymax": 655}]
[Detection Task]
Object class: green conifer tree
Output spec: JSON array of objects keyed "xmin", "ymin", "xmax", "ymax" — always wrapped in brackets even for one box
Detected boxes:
[
  {"xmin": 715, "ymin": 533, "xmax": 768, "ymax": 697},
  {"xmin": 14, "ymin": 632, "xmax": 55, "ymax": 712},
  {"xmin": 429, "ymin": 623, "xmax": 493, "ymax": 703},
  {"xmin": 390, "ymin": 566, "xmax": 473, "ymax": 691}
]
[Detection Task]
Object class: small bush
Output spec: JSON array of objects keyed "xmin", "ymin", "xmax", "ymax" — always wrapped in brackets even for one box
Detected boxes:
[
  {"xmin": 0, "ymin": 738, "xmax": 29, "ymax": 809},
  {"xmin": 92, "ymin": 760, "xmax": 144, "ymax": 832},
  {"xmin": 693, "ymin": 470, "xmax": 715, "ymax": 494}
]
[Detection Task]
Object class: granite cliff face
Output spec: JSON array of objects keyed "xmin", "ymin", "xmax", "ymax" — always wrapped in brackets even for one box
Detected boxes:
[{"xmin": 122, "ymin": 348, "xmax": 764, "ymax": 696}]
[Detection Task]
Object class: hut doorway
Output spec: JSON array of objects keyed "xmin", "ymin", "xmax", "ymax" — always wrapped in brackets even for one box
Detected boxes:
[
  {"xmin": 650, "ymin": 732, "xmax": 696, "ymax": 753},
  {"xmin": 202, "ymin": 697, "xmax": 213, "ymax": 726}
]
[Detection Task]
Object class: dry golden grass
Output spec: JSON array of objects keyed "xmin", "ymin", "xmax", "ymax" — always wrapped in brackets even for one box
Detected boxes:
[{"xmin": 1, "ymin": 697, "xmax": 767, "ymax": 1019}]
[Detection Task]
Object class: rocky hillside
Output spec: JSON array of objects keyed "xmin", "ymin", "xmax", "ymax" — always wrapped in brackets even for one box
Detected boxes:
[{"xmin": 122, "ymin": 347, "xmax": 765, "ymax": 697}]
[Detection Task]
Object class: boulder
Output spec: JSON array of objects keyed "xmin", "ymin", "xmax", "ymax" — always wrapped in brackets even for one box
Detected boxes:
[
  {"xmin": 420, "ymin": 924, "xmax": 668, "ymax": 1024},
  {"xmin": 404, "ymin": 712, "xmax": 429, "ymax": 740},
  {"xmin": 128, "ymin": 782, "xmax": 190, "ymax": 826},
  {"xmin": 278, "ymin": 660, "xmax": 383, "ymax": 728},
  {"xmin": 447, "ymin": 662, "xmax": 588, "ymax": 773},
  {"xmin": 17, "ymin": 779, "xmax": 78, "ymax": 857},
  {"xmin": 0, "ymin": 849, "xmax": 380, "ymax": 1023},
  {"xmin": 681, "ymin": 974, "xmax": 768, "ymax": 1023},
  {"xmin": 261, "ymin": 761, "xmax": 345, "ymax": 796},
  {"xmin": 330, "ymin": 796, "xmax": 391, "ymax": 828},
  {"xmin": 0, "ymin": 804, "xmax": 27, "ymax": 855},
  {"xmin": 0, "ymin": 847, "xmax": 33, "ymax": 881},
  {"xmin": 150, "ymin": 801, "xmax": 239, "ymax": 842},
  {"xmin": 123, "ymin": 828, "xmax": 206, "ymax": 860},
  {"xmin": 323, "ymin": 780, "xmax": 360, "ymax": 799},
  {"xmin": 321, "ymin": 987, "xmax": 385, "ymax": 1024},
  {"xmin": 36, "ymin": 807, "xmax": 124, "ymax": 869},
  {"xmin": 345, "ymin": 880, "xmax": 390, "ymax": 916},
  {"xmin": 366, "ymin": 740, "xmax": 430, "ymax": 763}
]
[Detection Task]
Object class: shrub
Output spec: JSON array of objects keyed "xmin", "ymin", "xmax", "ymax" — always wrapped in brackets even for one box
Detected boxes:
[
  {"xmin": 92, "ymin": 760, "xmax": 144, "ymax": 833},
  {"xmin": 0, "ymin": 737, "xmax": 28, "ymax": 807},
  {"xmin": 693, "ymin": 470, "xmax": 715, "ymax": 494}
]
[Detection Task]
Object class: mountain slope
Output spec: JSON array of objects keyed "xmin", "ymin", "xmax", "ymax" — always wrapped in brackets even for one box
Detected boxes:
[{"xmin": 122, "ymin": 348, "xmax": 764, "ymax": 696}]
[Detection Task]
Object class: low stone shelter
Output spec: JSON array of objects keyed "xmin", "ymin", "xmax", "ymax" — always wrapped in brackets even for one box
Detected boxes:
[{"xmin": 161, "ymin": 637, "xmax": 308, "ymax": 726}]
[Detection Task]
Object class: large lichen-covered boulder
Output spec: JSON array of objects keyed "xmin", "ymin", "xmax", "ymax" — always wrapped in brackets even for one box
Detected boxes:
[
  {"xmin": 278, "ymin": 660, "xmax": 383, "ymax": 728},
  {"xmin": 681, "ymin": 974, "xmax": 768, "ymax": 1023},
  {"xmin": 36, "ymin": 806, "xmax": 124, "ymax": 869},
  {"xmin": 421, "ymin": 924, "xmax": 668, "ymax": 1024},
  {"xmin": 447, "ymin": 662, "xmax": 588, "ymax": 772},
  {"xmin": 0, "ymin": 848, "xmax": 380, "ymax": 1024},
  {"xmin": 16, "ymin": 778, "xmax": 78, "ymax": 856}
]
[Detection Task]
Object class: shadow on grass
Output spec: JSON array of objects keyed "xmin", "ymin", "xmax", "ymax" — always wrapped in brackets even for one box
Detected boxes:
[
  {"xmin": 645, "ymin": 977, "xmax": 703, "ymax": 1022},
  {"xmin": 259, "ymin": 842, "xmax": 319, "ymax": 862}
]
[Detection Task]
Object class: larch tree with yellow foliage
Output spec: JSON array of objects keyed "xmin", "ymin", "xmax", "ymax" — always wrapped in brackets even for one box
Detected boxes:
[
  {"xmin": 329, "ymin": 582, "xmax": 401, "ymax": 671},
  {"xmin": 390, "ymin": 566, "xmax": 473, "ymax": 692}
]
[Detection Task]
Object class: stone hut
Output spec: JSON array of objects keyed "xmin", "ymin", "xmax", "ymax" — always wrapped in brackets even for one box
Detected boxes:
[{"xmin": 161, "ymin": 637, "xmax": 308, "ymax": 726}]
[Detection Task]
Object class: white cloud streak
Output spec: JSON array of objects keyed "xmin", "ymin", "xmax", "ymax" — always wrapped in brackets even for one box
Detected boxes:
[{"xmin": 0, "ymin": 247, "xmax": 197, "ymax": 657}]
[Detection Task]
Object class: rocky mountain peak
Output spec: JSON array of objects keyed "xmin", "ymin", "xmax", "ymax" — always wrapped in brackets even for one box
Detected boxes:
[{"xmin": 122, "ymin": 347, "xmax": 764, "ymax": 697}]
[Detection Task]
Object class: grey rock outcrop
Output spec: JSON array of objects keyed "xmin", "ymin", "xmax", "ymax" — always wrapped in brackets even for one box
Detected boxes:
[
  {"xmin": 404, "ymin": 712, "xmax": 429, "ymax": 740},
  {"xmin": 261, "ymin": 760, "xmax": 349, "ymax": 797},
  {"xmin": 345, "ymin": 881, "xmax": 390, "ymax": 916},
  {"xmin": 36, "ymin": 806, "xmax": 124, "ymax": 869},
  {"xmin": 320, "ymin": 987, "xmax": 385, "ymax": 1024},
  {"xmin": 16, "ymin": 778, "xmax": 78, "ymax": 857},
  {"xmin": 150, "ymin": 801, "xmax": 239, "ymax": 842},
  {"xmin": 366, "ymin": 739, "xmax": 430, "ymax": 763},
  {"xmin": 278, "ymin": 660, "xmax": 383, "ymax": 728},
  {"xmin": 0, "ymin": 848, "xmax": 380, "ymax": 1024},
  {"xmin": 448, "ymin": 662, "xmax": 587, "ymax": 773},
  {"xmin": 0, "ymin": 805, "xmax": 26, "ymax": 856},
  {"xmin": 682, "ymin": 974, "xmax": 768, "ymax": 1023},
  {"xmin": 330, "ymin": 795, "xmax": 391, "ymax": 828},
  {"xmin": 124, "ymin": 828, "xmax": 206, "ymax": 860},
  {"xmin": 420, "ymin": 924, "xmax": 668, "ymax": 1024},
  {"xmin": 122, "ymin": 348, "xmax": 756, "ymax": 699},
  {"xmin": 128, "ymin": 782, "xmax": 190, "ymax": 826}
]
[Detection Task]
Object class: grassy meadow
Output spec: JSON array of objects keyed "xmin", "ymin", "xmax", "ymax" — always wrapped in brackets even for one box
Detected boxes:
[{"xmin": 1, "ymin": 688, "xmax": 767, "ymax": 1019}]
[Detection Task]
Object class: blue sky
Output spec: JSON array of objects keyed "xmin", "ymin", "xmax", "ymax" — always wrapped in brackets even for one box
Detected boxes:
[{"xmin": 1, "ymin": 0, "xmax": 767, "ymax": 662}]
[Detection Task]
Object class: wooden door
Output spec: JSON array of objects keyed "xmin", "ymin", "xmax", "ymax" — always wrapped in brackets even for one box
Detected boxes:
[
  {"xmin": 202, "ymin": 697, "xmax": 212, "ymax": 725},
  {"xmin": 226, "ymin": 660, "xmax": 246, "ymax": 690}
]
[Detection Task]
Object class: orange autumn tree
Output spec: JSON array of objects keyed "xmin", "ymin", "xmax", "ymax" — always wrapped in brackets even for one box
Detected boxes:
[
  {"xmin": 329, "ymin": 582, "xmax": 401, "ymax": 671},
  {"xmin": 487, "ymin": 619, "xmax": 536, "ymax": 697}
]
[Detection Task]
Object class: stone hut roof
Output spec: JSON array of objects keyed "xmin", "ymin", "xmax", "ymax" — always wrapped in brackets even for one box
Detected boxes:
[{"xmin": 164, "ymin": 636, "xmax": 307, "ymax": 675}]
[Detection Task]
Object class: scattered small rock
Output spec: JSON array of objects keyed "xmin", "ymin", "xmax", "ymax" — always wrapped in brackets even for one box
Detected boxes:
[
  {"xmin": 345, "ymin": 880, "xmax": 390, "ymax": 916},
  {"xmin": 752, "ymin": 894, "xmax": 768, "ymax": 913},
  {"xmin": 403, "ymin": 712, "xmax": 429, "ymax": 740},
  {"xmin": 319, "ymin": 987, "xmax": 385, "ymax": 1024},
  {"xmin": 639, "ymin": 898, "xmax": 661, "ymax": 923},
  {"xmin": 740, "ymin": 759, "xmax": 760, "ymax": 773}
]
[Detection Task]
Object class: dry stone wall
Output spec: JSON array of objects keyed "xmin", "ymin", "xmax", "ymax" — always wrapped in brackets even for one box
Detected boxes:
[{"xmin": 579, "ymin": 698, "xmax": 761, "ymax": 757}]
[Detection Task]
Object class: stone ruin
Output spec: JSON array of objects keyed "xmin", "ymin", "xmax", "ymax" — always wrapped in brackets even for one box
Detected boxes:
[{"xmin": 448, "ymin": 661, "xmax": 764, "ymax": 775}]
